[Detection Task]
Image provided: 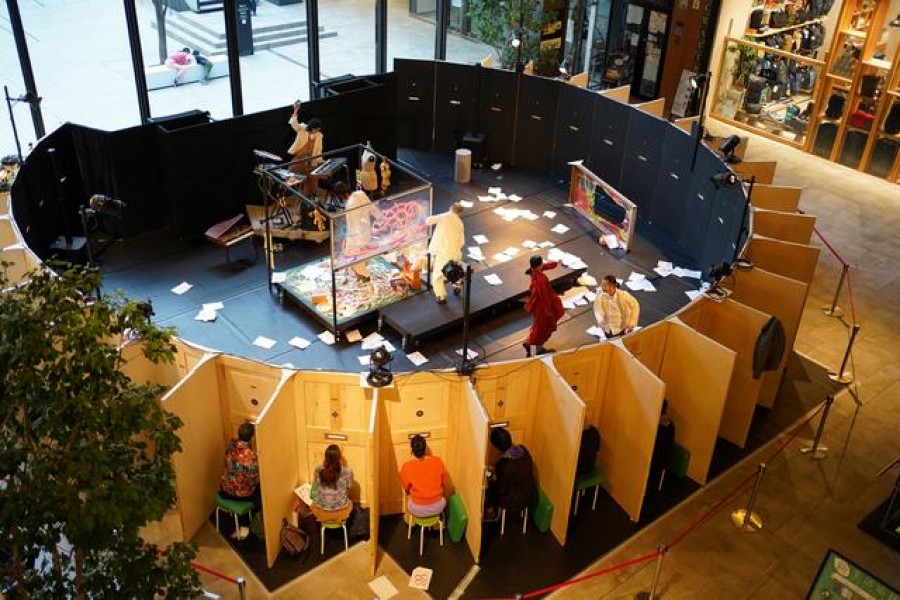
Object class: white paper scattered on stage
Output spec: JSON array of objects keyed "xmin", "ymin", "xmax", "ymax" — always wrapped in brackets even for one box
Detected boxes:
[
  {"xmin": 317, "ymin": 330, "xmax": 336, "ymax": 345},
  {"xmin": 271, "ymin": 271, "xmax": 287, "ymax": 284},
  {"xmin": 456, "ymin": 348, "xmax": 479, "ymax": 359},
  {"xmin": 551, "ymin": 223, "xmax": 570, "ymax": 234},
  {"xmin": 473, "ymin": 234, "xmax": 489, "ymax": 244},
  {"xmin": 253, "ymin": 336, "xmax": 276, "ymax": 349},
  {"xmin": 406, "ymin": 351, "xmax": 429, "ymax": 366},
  {"xmin": 171, "ymin": 281, "xmax": 193, "ymax": 295},
  {"xmin": 586, "ymin": 325, "xmax": 607, "ymax": 339},
  {"xmin": 484, "ymin": 273, "xmax": 503, "ymax": 286},
  {"xmin": 409, "ymin": 567, "xmax": 433, "ymax": 591},
  {"xmin": 289, "ymin": 336, "xmax": 311, "ymax": 349},
  {"xmin": 543, "ymin": 211, "xmax": 557, "ymax": 219},
  {"xmin": 368, "ymin": 575, "xmax": 398, "ymax": 599}
]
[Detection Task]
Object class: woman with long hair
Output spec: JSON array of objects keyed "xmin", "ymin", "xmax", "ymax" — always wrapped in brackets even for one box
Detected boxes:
[{"xmin": 310, "ymin": 444, "xmax": 354, "ymax": 522}]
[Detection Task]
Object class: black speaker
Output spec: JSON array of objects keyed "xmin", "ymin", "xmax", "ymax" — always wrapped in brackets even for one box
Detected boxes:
[
  {"xmin": 552, "ymin": 85, "xmax": 595, "ymax": 176},
  {"xmin": 479, "ymin": 68, "xmax": 518, "ymax": 164},
  {"xmin": 514, "ymin": 75, "xmax": 560, "ymax": 171},
  {"xmin": 433, "ymin": 62, "xmax": 478, "ymax": 153},
  {"xmin": 462, "ymin": 132, "xmax": 486, "ymax": 168},
  {"xmin": 395, "ymin": 59, "xmax": 436, "ymax": 150}
]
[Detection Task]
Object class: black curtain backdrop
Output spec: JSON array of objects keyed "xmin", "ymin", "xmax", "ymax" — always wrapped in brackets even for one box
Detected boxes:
[
  {"xmin": 11, "ymin": 62, "xmax": 750, "ymax": 273},
  {"xmin": 552, "ymin": 85, "xmax": 595, "ymax": 177}
]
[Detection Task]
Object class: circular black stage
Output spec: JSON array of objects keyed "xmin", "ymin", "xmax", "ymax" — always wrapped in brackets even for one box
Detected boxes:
[{"xmin": 100, "ymin": 150, "xmax": 701, "ymax": 373}]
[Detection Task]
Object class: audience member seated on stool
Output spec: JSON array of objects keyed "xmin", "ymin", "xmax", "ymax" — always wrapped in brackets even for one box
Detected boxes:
[
  {"xmin": 311, "ymin": 444, "xmax": 354, "ymax": 524},
  {"xmin": 649, "ymin": 400, "xmax": 676, "ymax": 492},
  {"xmin": 576, "ymin": 425, "xmax": 601, "ymax": 478},
  {"xmin": 485, "ymin": 428, "xmax": 537, "ymax": 528},
  {"xmin": 219, "ymin": 422, "xmax": 261, "ymax": 508},
  {"xmin": 400, "ymin": 434, "xmax": 447, "ymax": 518}
]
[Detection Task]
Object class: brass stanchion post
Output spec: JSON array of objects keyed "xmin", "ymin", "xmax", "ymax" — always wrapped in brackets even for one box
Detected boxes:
[
  {"xmin": 237, "ymin": 576, "xmax": 246, "ymax": 600},
  {"xmin": 731, "ymin": 463, "xmax": 766, "ymax": 531},
  {"xmin": 648, "ymin": 544, "xmax": 667, "ymax": 600},
  {"xmin": 822, "ymin": 263, "xmax": 848, "ymax": 317},
  {"xmin": 829, "ymin": 323, "xmax": 860, "ymax": 384},
  {"xmin": 801, "ymin": 396, "xmax": 834, "ymax": 459}
]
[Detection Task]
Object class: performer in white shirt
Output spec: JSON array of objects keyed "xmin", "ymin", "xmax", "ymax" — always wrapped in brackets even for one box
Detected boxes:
[
  {"xmin": 593, "ymin": 274, "xmax": 640, "ymax": 336},
  {"xmin": 425, "ymin": 203, "xmax": 465, "ymax": 304},
  {"xmin": 287, "ymin": 100, "xmax": 323, "ymax": 173}
]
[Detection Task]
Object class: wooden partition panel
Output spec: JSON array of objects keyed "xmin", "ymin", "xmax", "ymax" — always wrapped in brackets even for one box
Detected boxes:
[
  {"xmin": 659, "ymin": 321, "xmax": 733, "ymax": 480},
  {"xmin": 727, "ymin": 267, "xmax": 808, "ymax": 408},
  {"xmin": 747, "ymin": 235, "xmax": 820, "ymax": 286},
  {"xmin": 752, "ymin": 209, "xmax": 816, "ymax": 245},
  {"xmin": 552, "ymin": 344, "xmax": 611, "ymax": 429},
  {"xmin": 119, "ymin": 342, "xmax": 184, "ymax": 388},
  {"xmin": 256, "ymin": 371, "xmax": 299, "ymax": 567},
  {"xmin": 534, "ymin": 359, "xmax": 585, "ymax": 544},
  {"xmin": 751, "ymin": 183, "xmax": 802, "ymax": 212},
  {"xmin": 175, "ymin": 338, "xmax": 218, "ymax": 378},
  {"xmin": 675, "ymin": 297, "xmax": 769, "ymax": 448},
  {"xmin": 161, "ymin": 354, "xmax": 224, "ymax": 541},
  {"xmin": 457, "ymin": 381, "xmax": 490, "ymax": 562},
  {"xmin": 636, "ymin": 98, "xmax": 665, "ymax": 117},
  {"xmin": 602, "ymin": 85, "xmax": 631, "ymax": 103},
  {"xmin": 474, "ymin": 359, "xmax": 540, "ymax": 451},
  {"xmin": 600, "ymin": 345, "xmax": 663, "ymax": 522},
  {"xmin": 622, "ymin": 321, "xmax": 670, "ymax": 375},
  {"xmin": 377, "ymin": 372, "xmax": 455, "ymax": 515},
  {"xmin": 673, "ymin": 116, "xmax": 699, "ymax": 133},
  {"xmin": 0, "ymin": 245, "xmax": 40, "ymax": 285},
  {"xmin": 215, "ymin": 355, "xmax": 282, "ymax": 438},
  {"xmin": 368, "ymin": 392, "xmax": 380, "ymax": 574},
  {"xmin": 732, "ymin": 160, "xmax": 777, "ymax": 184},
  {"xmin": 296, "ymin": 372, "xmax": 374, "ymax": 506},
  {"xmin": 0, "ymin": 216, "xmax": 20, "ymax": 247}
]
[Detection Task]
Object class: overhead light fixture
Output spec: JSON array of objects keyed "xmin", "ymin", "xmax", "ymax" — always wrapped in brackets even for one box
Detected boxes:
[
  {"xmin": 711, "ymin": 171, "xmax": 739, "ymax": 188},
  {"xmin": 719, "ymin": 135, "xmax": 742, "ymax": 164},
  {"xmin": 366, "ymin": 345, "xmax": 394, "ymax": 388}
]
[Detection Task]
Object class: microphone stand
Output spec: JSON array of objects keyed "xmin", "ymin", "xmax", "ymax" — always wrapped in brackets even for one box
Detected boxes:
[{"xmin": 455, "ymin": 265, "xmax": 475, "ymax": 376}]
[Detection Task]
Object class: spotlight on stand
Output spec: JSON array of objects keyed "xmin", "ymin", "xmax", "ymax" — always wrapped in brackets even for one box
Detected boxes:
[
  {"xmin": 689, "ymin": 73, "xmax": 708, "ymax": 91},
  {"xmin": 711, "ymin": 171, "xmax": 739, "ymax": 188},
  {"xmin": 719, "ymin": 135, "xmax": 742, "ymax": 164},
  {"xmin": 706, "ymin": 261, "xmax": 733, "ymax": 300},
  {"xmin": 89, "ymin": 194, "xmax": 127, "ymax": 214},
  {"xmin": 366, "ymin": 345, "xmax": 394, "ymax": 388},
  {"xmin": 558, "ymin": 66, "xmax": 571, "ymax": 81}
]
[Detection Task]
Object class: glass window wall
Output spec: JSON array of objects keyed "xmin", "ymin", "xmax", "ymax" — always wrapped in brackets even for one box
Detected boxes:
[
  {"xmin": 319, "ymin": 0, "xmax": 376, "ymax": 80},
  {"xmin": 388, "ymin": 0, "xmax": 436, "ymax": 65}
]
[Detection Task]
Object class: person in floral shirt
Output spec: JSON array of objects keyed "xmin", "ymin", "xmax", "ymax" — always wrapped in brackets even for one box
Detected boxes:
[{"xmin": 220, "ymin": 422, "xmax": 260, "ymax": 506}]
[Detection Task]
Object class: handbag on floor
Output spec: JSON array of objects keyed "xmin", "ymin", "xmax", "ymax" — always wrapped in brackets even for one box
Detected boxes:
[{"xmin": 280, "ymin": 518, "xmax": 311, "ymax": 559}]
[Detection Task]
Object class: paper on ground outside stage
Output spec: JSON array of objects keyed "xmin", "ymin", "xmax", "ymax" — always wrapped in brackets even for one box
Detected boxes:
[
  {"xmin": 586, "ymin": 325, "xmax": 607, "ymax": 339},
  {"xmin": 253, "ymin": 336, "xmax": 276, "ymax": 349},
  {"xmin": 484, "ymin": 273, "xmax": 503, "ymax": 286},
  {"xmin": 289, "ymin": 336, "xmax": 312, "ymax": 349},
  {"xmin": 203, "ymin": 301, "xmax": 224, "ymax": 311},
  {"xmin": 317, "ymin": 330, "xmax": 336, "ymax": 345},
  {"xmin": 456, "ymin": 348, "xmax": 479, "ymax": 359},
  {"xmin": 551, "ymin": 223, "xmax": 570, "ymax": 234},
  {"xmin": 473, "ymin": 234, "xmax": 489, "ymax": 244},
  {"xmin": 345, "ymin": 329, "xmax": 362, "ymax": 343},
  {"xmin": 543, "ymin": 210, "xmax": 557, "ymax": 219},
  {"xmin": 406, "ymin": 351, "xmax": 429, "ymax": 366},
  {"xmin": 458, "ymin": 200, "xmax": 474, "ymax": 208},
  {"xmin": 361, "ymin": 332, "xmax": 385, "ymax": 349},
  {"xmin": 271, "ymin": 271, "xmax": 287, "ymax": 284},
  {"xmin": 368, "ymin": 575, "xmax": 398, "ymax": 599},
  {"xmin": 171, "ymin": 281, "xmax": 193, "ymax": 295},
  {"xmin": 409, "ymin": 566, "xmax": 433, "ymax": 591}
]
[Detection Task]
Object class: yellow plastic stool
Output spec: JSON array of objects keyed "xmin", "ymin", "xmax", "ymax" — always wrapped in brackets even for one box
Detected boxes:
[
  {"xmin": 407, "ymin": 513, "xmax": 444, "ymax": 556},
  {"xmin": 320, "ymin": 520, "xmax": 348, "ymax": 555}
]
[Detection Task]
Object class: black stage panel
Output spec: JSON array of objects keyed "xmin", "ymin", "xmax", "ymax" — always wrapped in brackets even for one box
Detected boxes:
[
  {"xmin": 394, "ymin": 58, "xmax": 436, "ymax": 150},
  {"xmin": 479, "ymin": 68, "xmax": 518, "ymax": 165},
  {"xmin": 619, "ymin": 109, "xmax": 666, "ymax": 223},
  {"xmin": 551, "ymin": 85, "xmax": 595, "ymax": 177},
  {"xmin": 700, "ymin": 183, "xmax": 746, "ymax": 270},
  {"xmin": 587, "ymin": 93, "xmax": 630, "ymax": 188},
  {"xmin": 678, "ymin": 147, "xmax": 720, "ymax": 268},
  {"xmin": 513, "ymin": 75, "xmax": 560, "ymax": 172},
  {"xmin": 652, "ymin": 127, "xmax": 695, "ymax": 241},
  {"xmin": 433, "ymin": 62, "xmax": 479, "ymax": 153}
]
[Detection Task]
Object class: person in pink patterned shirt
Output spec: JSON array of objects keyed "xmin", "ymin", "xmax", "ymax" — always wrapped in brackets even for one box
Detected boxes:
[
  {"xmin": 164, "ymin": 47, "xmax": 194, "ymax": 87},
  {"xmin": 220, "ymin": 422, "xmax": 260, "ymax": 506}
]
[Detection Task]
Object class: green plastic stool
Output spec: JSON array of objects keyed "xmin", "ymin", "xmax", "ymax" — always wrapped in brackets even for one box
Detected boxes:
[
  {"xmin": 573, "ymin": 466, "xmax": 607, "ymax": 515},
  {"xmin": 447, "ymin": 494, "xmax": 468, "ymax": 543},
  {"xmin": 407, "ymin": 513, "xmax": 443, "ymax": 556},
  {"xmin": 668, "ymin": 443, "xmax": 691, "ymax": 479},
  {"xmin": 533, "ymin": 488, "xmax": 553, "ymax": 533},
  {"xmin": 213, "ymin": 493, "xmax": 254, "ymax": 535}
]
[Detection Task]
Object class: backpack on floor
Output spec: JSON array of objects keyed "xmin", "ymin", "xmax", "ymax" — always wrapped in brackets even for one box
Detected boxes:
[
  {"xmin": 280, "ymin": 518, "xmax": 310, "ymax": 559},
  {"xmin": 348, "ymin": 506, "xmax": 371, "ymax": 542}
]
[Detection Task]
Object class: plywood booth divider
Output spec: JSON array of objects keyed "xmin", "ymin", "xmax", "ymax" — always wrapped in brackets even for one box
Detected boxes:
[
  {"xmin": 725, "ymin": 267, "xmax": 807, "ymax": 408},
  {"xmin": 551, "ymin": 344, "xmax": 612, "ymax": 431},
  {"xmin": 752, "ymin": 208, "xmax": 816, "ymax": 245},
  {"xmin": 626, "ymin": 321, "xmax": 733, "ymax": 484},
  {"xmin": 636, "ymin": 97, "xmax": 666, "ymax": 118},
  {"xmin": 673, "ymin": 116, "xmax": 699, "ymax": 134},
  {"xmin": 376, "ymin": 370, "xmax": 457, "ymax": 517},
  {"xmin": 119, "ymin": 340, "xmax": 186, "ymax": 389},
  {"xmin": 175, "ymin": 338, "xmax": 222, "ymax": 377},
  {"xmin": 602, "ymin": 84, "xmax": 632, "ymax": 103},
  {"xmin": 731, "ymin": 160, "xmax": 777, "ymax": 184},
  {"xmin": 751, "ymin": 183, "xmax": 803, "ymax": 213},
  {"xmin": 161, "ymin": 353, "xmax": 224, "ymax": 542},
  {"xmin": 600, "ymin": 343, "xmax": 664, "ymax": 522},
  {"xmin": 747, "ymin": 234, "xmax": 820, "ymax": 287},
  {"xmin": 256, "ymin": 370, "xmax": 298, "ymax": 567},
  {"xmin": 675, "ymin": 296, "xmax": 770, "ymax": 448},
  {"xmin": 215, "ymin": 354, "xmax": 285, "ymax": 438},
  {"xmin": 535, "ymin": 358, "xmax": 586, "ymax": 544},
  {"xmin": 458, "ymin": 380, "xmax": 490, "ymax": 562},
  {"xmin": 474, "ymin": 359, "xmax": 542, "ymax": 451},
  {"xmin": 368, "ymin": 388, "xmax": 381, "ymax": 575}
]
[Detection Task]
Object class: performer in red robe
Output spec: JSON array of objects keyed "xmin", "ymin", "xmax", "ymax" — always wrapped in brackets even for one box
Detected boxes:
[{"xmin": 523, "ymin": 255, "xmax": 565, "ymax": 357}]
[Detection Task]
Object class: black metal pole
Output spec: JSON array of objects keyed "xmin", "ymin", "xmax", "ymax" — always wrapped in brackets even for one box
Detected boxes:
[
  {"xmin": 690, "ymin": 72, "xmax": 711, "ymax": 172},
  {"xmin": 224, "ymin": 0, "xmax": 244, "ymax": 116},
  {"xmin": 123, "ymin": 0, "xmax": 151, "ymax": 123},
  {"xmin": 375, "ymin": 0, "xmax": 388, "ymax": 74},
  {"xmin": 306, "ymin": 0, "xmax": 321, "ymax": 99},
  {"xmin": 7, "ymin": 0, "xmax": 45, "ymax": 139},
  {"xmin": 731, "ymin": 175, "xmax": 754, "ymax": 266},
  {"xmin": 456, "ymin": 265, "xmax": 475, "ymax": 376},
  {"xmin": 434, "ymin": 0, "xmax": 449, "ymax": 60},
  {"xmin": 4, "ymin": 86, "xmax": 23, "ymax": 161}
]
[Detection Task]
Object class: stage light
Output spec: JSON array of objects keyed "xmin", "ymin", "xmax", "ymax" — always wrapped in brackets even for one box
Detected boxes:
[
  {"xmin": 711, "ymin": 171, "xmax": 739, "ymax": 188},
  {"xmin": 719, "ymin": 135, "xmax": 742, "ymax": 164},
  {"xmin": 442, "ymin": 260, "xmax": 465, "ymax": 285},
  {"xmin": 690, "ymin": 73, "xmax": 708, "ymax": 90},
  {"xmin": 366, "ymin": 345, "xmax": 394, "ymax": 388},
  {"xmin": 89, "ymin": 194, "xmax": 127, "ymax": 213}
]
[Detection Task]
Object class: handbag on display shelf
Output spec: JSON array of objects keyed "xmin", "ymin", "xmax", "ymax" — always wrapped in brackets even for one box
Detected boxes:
[{"xmin": 848, "ymin": 109, "xmax": 875, "ymax": 130}]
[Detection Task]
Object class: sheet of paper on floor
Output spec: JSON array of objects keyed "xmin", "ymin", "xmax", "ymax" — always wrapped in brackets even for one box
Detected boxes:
[
  {"xmin": 458, "ymin": 200, "xmax": 474, "ymax": 208},
  {"xmin": 503, "ymin": 246, "xmax": 521, "ymax": 256},
  {"xmin": 523, "ymin": 239, "xmax": 538, "ymax": 249},
  {"xmin": 587, "ymin": 325, "xmax": 607, "ymax": 339},
  {"xmin": 358, "ymin": 354, "xmax": 370, "ymax": 366},
  {"xmin": 543, "ymin": 210, "xmax": 557, "ymax": 219},
  {"xmin": 203, "ymin": 301, "xmax": 224, "ymax": 311},
  {"xmin": 484, "ymin": 273, "xmax": 503, "ymax": 286},
  {"xmin": 409, "ymin": 566, "xmax": 433, "ymax": 591},
  {"xmin": 487, "ymin": 186, "xmax": 502, "ymax": 195},
  {"xmin": 551, "ymin": 223, "xmax": 570, "ymax": 234},
  {"xmin": 539, "ymin": 240, "xmax": 556, "ymax": 248},
  {"xmin": 602, "ymin": 233, "xmax": 619, "ymax": 249},
  {"xmin": 171, "ymin": 281, "xmax": 193, "ymax": 295},
  {"xmin": 289, "ymin": 336, "xmax": 311, "ymax": 349},
  {"xmin": 492, "ymin": 253, "xmax": 512, "ymax": 263},
  {"xmin": 345, "ymin": 329, "xmax": 362, "ymax": 343},
  {"xmin": 473, "ymin": 234, "xmax": 489, "ymax": 244},
  {"xmin": 685, "ymin": 289, "xmax": 702, "ymax": 300},
  {"xmin": 368, "ymin": 575, "xmax": 398, "ymax": 600},
  {"xmin": 271, "ymin": 271, "xmax": 287, "ymax": 284},
  {"xmin": 673, "ymin": 267, "xmax": 703, "ymax": 279},
  {"xmin": 252, "ymin": 336, "xmax": 276, "ymax": 349},
  {"xmin": 508, "ymin": 194, "xmax": 522, "ymax": 202},
  {"xmin": 654, "ymin": 261, "xmax": 674, "ymax": 277},
  {"xmin": 456, "ymin": 348, "xmax": 479, "ymax": 359},
  {"xmin": 406, "ymin": 351, "xmax": 429, "ymax": 366},
  {"xmin": 317, "ymin": 330, "xmax": 336, "ymax": 345},
  {"xmin": 195, "ymin": 308, "xmax": 217, "ymax": 322}
]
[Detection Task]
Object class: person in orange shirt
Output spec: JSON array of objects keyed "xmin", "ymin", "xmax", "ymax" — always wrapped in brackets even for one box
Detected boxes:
[{"xmin": 399, "ymin": 435, "xmax": 446, "ymax": 517}]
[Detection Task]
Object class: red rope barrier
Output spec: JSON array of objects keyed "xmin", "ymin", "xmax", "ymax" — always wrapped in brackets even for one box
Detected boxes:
[
  {"xmin": 521, "ymin": 550, "xmax": 661, "ymax": 599},
  {"xmin": 765, "ymin": 401, "xmax": 826, "ymax": 463},
  {"xmin": 666, "ymin": 469, "xmax": 758, "ymax": 550},
  {"xmin": 844, "ymin": 268, "xmax": 858, "ymax": 324},
  {"xmin": 812, "ymin": 226, "xmax": 847, "ymax": 266},
  {"xmin": 190, "ymin": 561, "xmax": 240, "ymax": 585}
]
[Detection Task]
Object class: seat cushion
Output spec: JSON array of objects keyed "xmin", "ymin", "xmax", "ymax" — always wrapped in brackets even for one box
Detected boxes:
[{"xmin": 214, "ymin": 493, "xmax": 254, "ymax": 515}]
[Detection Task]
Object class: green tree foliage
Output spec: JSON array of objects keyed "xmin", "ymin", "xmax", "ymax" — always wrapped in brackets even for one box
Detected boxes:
[
  {"xmin": 468, "ymin": 0, "xmax": 549, "ymax": 70},
  {"xmin": 0, "ymin": 263, "xmax": 200, "ymax": 598}
]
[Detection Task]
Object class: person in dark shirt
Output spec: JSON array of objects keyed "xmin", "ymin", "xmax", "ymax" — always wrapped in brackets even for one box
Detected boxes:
[
  {"xmin": 192, "ymin": 50, "xmax": 213, "ymax": 84},
  {"xmin": 576, "ymin": 425, "xmax": 601, "ymax": 478},
  {"xmin": 649, "ymin": 400, "xmax": 676, "ymax": 492},
  {"xmin": 485, "ymin": 428, "xmax": 537, "ymax": 521}
]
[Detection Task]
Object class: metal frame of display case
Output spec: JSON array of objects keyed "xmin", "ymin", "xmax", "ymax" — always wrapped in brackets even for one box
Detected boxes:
[{"xmin": 258, "ymin": 144, "xmax": 433, "ymax": 338}]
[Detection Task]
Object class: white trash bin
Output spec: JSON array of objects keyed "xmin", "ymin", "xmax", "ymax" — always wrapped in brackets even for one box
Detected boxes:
[{"xmin": 455, "ymin": 148, "xmax": 472, "ymax": 183}]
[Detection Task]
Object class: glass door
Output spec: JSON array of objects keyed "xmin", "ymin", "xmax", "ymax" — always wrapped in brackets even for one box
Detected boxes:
[{"xmin": 637, "ymin": 9, "xmax": 669, "ymax": 98}]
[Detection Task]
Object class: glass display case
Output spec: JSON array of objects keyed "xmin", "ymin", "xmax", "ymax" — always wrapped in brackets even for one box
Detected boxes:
[{"xmin": 260, "ymin": 144, "xmax": 433, "ymax": 336}]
